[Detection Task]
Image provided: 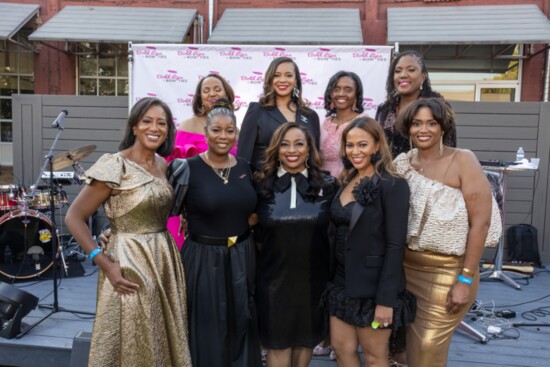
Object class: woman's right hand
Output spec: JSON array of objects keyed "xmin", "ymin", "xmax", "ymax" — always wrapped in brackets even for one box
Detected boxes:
[
  {"xmin": 100, "ymin": 257, "xmax": 140, "ymax": 295},
  {"xmin": 98, "ymin": 228, "xmax": 112, "ymax": 250}
]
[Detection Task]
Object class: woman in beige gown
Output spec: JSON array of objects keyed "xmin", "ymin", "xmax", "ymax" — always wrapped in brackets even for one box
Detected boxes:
[{"xmin": 65, "ymin": 97, "xmax": 192, "ymax": 367}]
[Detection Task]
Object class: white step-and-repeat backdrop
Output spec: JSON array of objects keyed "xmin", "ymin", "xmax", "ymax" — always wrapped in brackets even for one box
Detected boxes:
[{"xmin": 131, "ymin": 44, "xmax": 392, "ymax": 127}]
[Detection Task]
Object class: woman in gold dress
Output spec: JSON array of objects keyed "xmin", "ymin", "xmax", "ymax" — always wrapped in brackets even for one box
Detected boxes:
[
  {"xmin": 394, "ymin": 97, "xmax": 495, "ymax": 367},
  {"xmin": 65, "ymin": 97, "xmax": 192, "ymax": 367}
]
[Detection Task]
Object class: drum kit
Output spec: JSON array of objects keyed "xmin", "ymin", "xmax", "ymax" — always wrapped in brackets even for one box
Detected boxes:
[{"xmin": 0, "ymin": 145, "xmax": 96, "ymax": 281}]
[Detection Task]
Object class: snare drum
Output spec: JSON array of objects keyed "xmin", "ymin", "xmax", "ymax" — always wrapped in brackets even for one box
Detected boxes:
[
  {"xmin": 30, "ymin": 190, "xmax": 68, "ymax": 210},
  {"xmin": 0, "ymin": 185, "xmax": 22, "ymax": 212},
  {"xmin": 0, "ymin": 209, "xmax": 57, "ymax": 280}
]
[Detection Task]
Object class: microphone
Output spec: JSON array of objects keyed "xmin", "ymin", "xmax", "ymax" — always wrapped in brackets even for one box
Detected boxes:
[{"xmin": 51, "ymin": 110, "xmax": 68, "ymax": 129}]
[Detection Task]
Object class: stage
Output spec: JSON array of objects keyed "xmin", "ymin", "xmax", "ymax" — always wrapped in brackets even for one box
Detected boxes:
[{"xmin": 1, "ymin": 260, "xmax": 549, "ymax": 367}]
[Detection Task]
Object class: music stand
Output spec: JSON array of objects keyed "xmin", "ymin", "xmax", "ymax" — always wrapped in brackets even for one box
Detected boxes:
[
  {"xmin": 17, "ymin": 111, "xmax": 95, "ymax": 339},
  {"xmin": 480, "ymin": 163, "xmax": 537, "ymax": 290}
]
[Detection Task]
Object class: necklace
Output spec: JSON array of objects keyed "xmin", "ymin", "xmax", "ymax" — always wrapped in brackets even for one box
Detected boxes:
[
  {"xmin": 204, "ymin": 152, "xmax": 231, "ymax": 184},
  {"xmin": 414, "ymin": 150, "xmax": 440, "ymax": 173}
]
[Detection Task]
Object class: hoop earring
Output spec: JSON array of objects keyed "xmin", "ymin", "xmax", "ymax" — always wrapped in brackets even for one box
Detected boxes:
[
  {"xmin": 439, "ymin": 132, "xmax": 444, "ymax": 156},
  {"xmin": 370, "ymin": 151, "xmax": 382, "ymax": 164},
  {"xmin": 292, "ymin": 85, "xmax": 299, "ymax": 99},
  {"xmin": 305, "ymin": 156, "xmax": 310, "ymax": 169}
]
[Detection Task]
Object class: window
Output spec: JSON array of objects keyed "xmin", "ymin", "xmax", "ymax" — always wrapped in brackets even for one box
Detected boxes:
[
  {"xmin": 423, "ymin": 45, "xmax": 521, "ymax": 102},
  {"xmin": 0, "ymin": 30, "xmax": 34, "ymax": 146},
  {"xmin": 78, "ymin": 43, "xmax": 128, "ymax": 96}
]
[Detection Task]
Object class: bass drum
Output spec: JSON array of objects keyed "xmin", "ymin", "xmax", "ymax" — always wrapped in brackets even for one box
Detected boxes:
[{"xmin": 0, "ymin": 209, "xmax": 58, "ymax": 280}]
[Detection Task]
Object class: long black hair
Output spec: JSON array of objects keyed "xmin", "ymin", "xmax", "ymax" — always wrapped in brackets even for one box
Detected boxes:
[
  {"xmin": 119, "ymin": 97, "xmax": 175, "ymax": 157},
  {"xmin": 379, "ymin": 50, "xmax": 443, "ymax": 117}
]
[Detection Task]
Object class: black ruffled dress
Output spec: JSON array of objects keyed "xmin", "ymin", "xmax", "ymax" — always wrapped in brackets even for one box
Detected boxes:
[
  {"xmin": 321, "ymin": 197, "xmax": 416, "ymax": 353},
  {"xmin": 255, "ymin": 172, "xmax": 337, "ymax": 349}
]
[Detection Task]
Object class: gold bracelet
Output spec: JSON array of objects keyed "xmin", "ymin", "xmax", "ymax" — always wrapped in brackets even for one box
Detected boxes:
[{"xmin": 462, "ymin": 267, "xmax": 475, "ymax": 277}]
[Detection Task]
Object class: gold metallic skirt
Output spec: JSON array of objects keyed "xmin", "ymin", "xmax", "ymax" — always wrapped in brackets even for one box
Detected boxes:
[{"xmin": 404, "ymin": 248, "xmax": 479, "ymax": 367}]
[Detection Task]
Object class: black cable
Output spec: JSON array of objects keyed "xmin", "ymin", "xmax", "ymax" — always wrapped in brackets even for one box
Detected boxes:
[
  {"xmin": 495, "ymin": 294, "xmax": 550, "ymax": 308},
  {"xmin": 521, "ymin": 306, "xmax": 550, "ymax": 321}
]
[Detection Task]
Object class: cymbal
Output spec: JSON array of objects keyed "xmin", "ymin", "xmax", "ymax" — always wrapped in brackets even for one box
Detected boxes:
[{"xmin": 52, "ymin": 145, "xmax": 96, "ymax": 171}]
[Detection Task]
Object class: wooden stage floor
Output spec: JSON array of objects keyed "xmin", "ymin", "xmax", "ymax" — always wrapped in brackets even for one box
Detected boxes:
[{"xmin": 1, "ymin": 260, "xmax": 549, "ymax": 367}]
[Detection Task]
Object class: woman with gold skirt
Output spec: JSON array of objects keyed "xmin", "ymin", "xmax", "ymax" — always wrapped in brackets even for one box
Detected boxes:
[
  {"xmin": 66, "ymin": 98, "xmax": 192, "ymax": 367},
  {"xmin": 394, "ymin": 97, "xmax": 498, "ymax": 367}
]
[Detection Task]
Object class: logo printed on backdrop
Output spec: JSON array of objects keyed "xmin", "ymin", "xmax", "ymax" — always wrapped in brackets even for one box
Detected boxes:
[
  {"xmin": 234, "ymin": 95, "xmax": 249, "ymax": 109},
  {"xmin": 300, "ymin": 72, "xmax": 317, "ymax": 86},
  {"xmin": 362, "ymin": 97, "xmax": 379, "ymax": 111},
  {"xmin": 310, "ymin": 97, "xmax": 325, "ymax": 111},
  {"xmin": 136, "ymin": 46, "xmax": 167, "ymax": 59},
  {"xmin": 352, "ymin": 48, "xmax": 387, "ymax": 62},
  {"xmin": 262, "ymin": 47, "xmax": 295, "ymax": 59},
  {"xmin": 241, "ymin": 71, "xmax": 264, "ymax": 84},
  {"xmin": 219, "ymin": 47, "xmax": 252, "ymax": 60},
  {"xmin": 157, "ymin": 70, "xmax": 187, "ymax": 83},
  {"xmin": 177, "ymin": 46, "xmax": 209, "ymax": 59},
  {"xmin": 131, "ymin": 45, "xmax": 392, "ymax": 130},
  {"xmin": 307, "ymin": 48, "xmax": 341, "ymax": 61},
  {"xmin": 177, "ymin": 94, "xmax": 195, "ymax": 107}
]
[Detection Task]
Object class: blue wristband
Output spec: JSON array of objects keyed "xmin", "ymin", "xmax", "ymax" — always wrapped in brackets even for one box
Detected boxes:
[
  {"xmin": 457, "ymin": 274, "xmax": 473, "ymax": 285},
  {"xmin": 89, "ymin": 248, "xmax": 102, "ymax": 261}
]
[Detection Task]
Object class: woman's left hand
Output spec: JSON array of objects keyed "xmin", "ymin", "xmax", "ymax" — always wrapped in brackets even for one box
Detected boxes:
[
  {"xmin": 374, "ymin": 304, "xmax": 393, "ymax": 328},
  {"xmin": 446, "ymin": 281, "xmax": 470, "ymax": 314}
]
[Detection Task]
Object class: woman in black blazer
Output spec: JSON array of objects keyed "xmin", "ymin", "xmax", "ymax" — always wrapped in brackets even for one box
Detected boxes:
[
  {"xmin": 237, "ymin": 57, "xmax": 320, "ymax": 171},
  {"xmin": 321, "ymin": 117, "xmax": 415, "ymax": 367}
]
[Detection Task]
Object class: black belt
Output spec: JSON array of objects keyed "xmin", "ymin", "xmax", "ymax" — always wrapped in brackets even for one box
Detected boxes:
[{"xmin": 188, "ymin": 231, "xmax": 250, "ymax": 247}]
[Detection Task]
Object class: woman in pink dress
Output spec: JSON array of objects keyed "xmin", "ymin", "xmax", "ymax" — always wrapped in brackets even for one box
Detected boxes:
[
  {"xmin": 320, "ymin": 71, "xmax": 367, "ymax": 178},
  {"xmin": 165, "ymin": 74, "xmax": 237, "ymax": 247}
]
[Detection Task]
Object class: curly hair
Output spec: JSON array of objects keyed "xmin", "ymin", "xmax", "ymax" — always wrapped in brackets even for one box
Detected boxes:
[
  {"xmin": 254, "ymin": 122, "xmax": 325, "ymax": 200},
  {"xmin": 323, "ymin": 71, "xmax": 364, "ymax": 117},
  {"xmin": 338, "ymin": 116, "xmax": 396, "ymax": 184},
  {"xmin": 259, "ymin": 57, "xmax": 311, "ymax": 113},
  {"xmin": 396, "ymin": 97, "xmax": 456, "ymax": 139},
  {"xmin": 380, "ymin": 50, "xmax": 443, "ymax": 115},
  {"xmin": 192, "ymin": 74, "xmax": 235, "ymax": 116},
  {"xmin": 119, "ymin": 97, "xmax": 175, "ymax": 157}
]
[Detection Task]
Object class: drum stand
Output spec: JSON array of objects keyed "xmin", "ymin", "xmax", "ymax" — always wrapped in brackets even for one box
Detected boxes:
[{"xmin": 17, "ymin": 112, "xmax": 94, "ymax": 339}]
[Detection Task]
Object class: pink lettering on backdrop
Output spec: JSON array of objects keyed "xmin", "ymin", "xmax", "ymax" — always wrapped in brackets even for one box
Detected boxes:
[
  {"xmin": 241, "ymin": 71, "xmax": 264, "ymax": 83},
  {"xmin": 362, "ymin": 97, "xmax": 379, "ymax": 110},
  {"xmin": 299, "ymin": 72, "xmax": 317, "ymax": 85},
  {"xmin": 234, "ymin": 95, "xmax": 249, "ymax": 109},
  {"xmin": 220, "ymin": 48, "xmax": 251, "ymax": 59},
  {"xmin": 263, "ymin": 47, "xmax": 293, "ymax": 58},
  {"xmin": 307, "ymin": 48, "xmax": 339, "ymax": 60},
  {"xmin": 310, "ymin": 97, "xmax": 325, "ymax": 109},
  {"xmin": 156, "ymin": 70, "xmax": 186, "ymax": 82},
  {"xmin": 136, "ymin": 47, "xmax": 166, "ymax": 58}
]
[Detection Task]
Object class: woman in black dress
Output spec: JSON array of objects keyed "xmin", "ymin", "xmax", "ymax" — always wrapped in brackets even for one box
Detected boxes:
[
  {"xmin": 168, "ymin": 99, "xmax": 261, "ymax": 367},
  {"xmin": 238, "ymin": 57, "xmax": 320, "ymax": 171},
  {"xmin": 254, "ymin": 122, "xmax": 338, "ymax": 367},
  {"xmin": 322, "ymin": 117, "xmax": 415, "ymax": 367},
  {"xmin": 375, "ymin": 50, "xmax": 456, "ymax": 158}
]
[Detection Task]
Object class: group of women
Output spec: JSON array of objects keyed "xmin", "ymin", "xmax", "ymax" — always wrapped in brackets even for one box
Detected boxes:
[{"xmin": 65, "ymin": 51, "xmax": 497, "ymax": 367}]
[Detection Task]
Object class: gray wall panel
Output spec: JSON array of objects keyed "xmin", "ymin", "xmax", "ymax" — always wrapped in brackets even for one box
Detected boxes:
[{"xmin": 11, "ymin": 96, "xmax": 550, "ymax": 262}]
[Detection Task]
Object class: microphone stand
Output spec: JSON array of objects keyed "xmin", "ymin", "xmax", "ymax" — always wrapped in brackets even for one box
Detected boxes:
[{"xmin": 17, "ymin": 111, "xmax": 95, "ymax": 339}]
